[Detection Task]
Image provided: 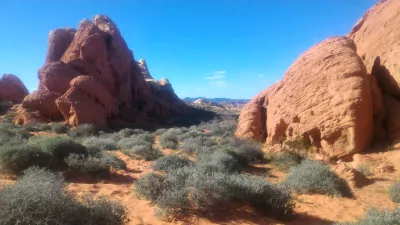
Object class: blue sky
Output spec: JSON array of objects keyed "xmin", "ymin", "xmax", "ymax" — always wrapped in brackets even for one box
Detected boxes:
[{"xmin": 1, "ymin": 0, "xmax": 377, "ymax": 99}]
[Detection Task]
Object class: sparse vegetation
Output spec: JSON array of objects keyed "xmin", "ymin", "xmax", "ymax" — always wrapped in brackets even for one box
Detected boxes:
[
  {"xmin": 159, "ymin": 129, "xmax": 183, "ymax": 149},
  {"xmin": 122, "ymin": 145, "xmax": 163, "ymax": 161},
  {"xmin": 67, "ymin": 124, "xmax": 98, "ymax": 138},
  {"xmin": 24, "ymin": 122, "xmax": 51, "ymax": 132},
  {"xmin": 389, "ymin": 181, "xmax": 400, "ymax": 203},
  {"xmin": 335, "ymin": 208, "xmax": 400, "ymax": 225},
  {"xmin": 27, "ymin": 136, "xmax": 88, "ymax": 163},
  {"xmin": 284, "ymin": 137, "xmax": 312, "ymax": 152},
  {"xmin": 355, "ymin": 164, "xmax": 372, "ymax": 177},
  {"xmin": 269, "ymin": 151, "xmax": 303, "ymax": 171},
  {"xmin": 136, "ymin": 166, "xmax": 293, "ymax": 220},
  {"xmin": 283, "ymin": 159, "xmax": 346, "ymax": 196},
  {"xmin": 83, "ymin": 136, "xmax": 118, "ymax": 151},
  {"xmin": 0, "ymin": 167, "xmax": 128, "ymax": 225},
  {"xmin": 152, "ymin": 155, "xmax": 194, "ymax": 172},
  {"xmin": 117, "ymin": 135, "xmax": 153, "ymax": 149},
  {"xmin": 50, "ymin": 122, "xmax": 68, "ymax": 134},
  {"xmin": 65, "ymin": 152, "xmax": 126, "ymax": 175}
]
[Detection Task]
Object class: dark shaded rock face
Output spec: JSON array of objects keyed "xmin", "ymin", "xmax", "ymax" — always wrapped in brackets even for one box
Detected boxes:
[
  {"xmin": 0, "ymin": 74, "xmax": 29, "ymax": 103},
  {"xmin": 15, "ymin": 15, "xmax": 208, "ymax": 127}
]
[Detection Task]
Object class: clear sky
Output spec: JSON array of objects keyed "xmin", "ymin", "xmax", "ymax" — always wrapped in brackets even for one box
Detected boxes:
[{"xmin": 1, "ymin": 0, "xmax": 377, "ymax": 99}]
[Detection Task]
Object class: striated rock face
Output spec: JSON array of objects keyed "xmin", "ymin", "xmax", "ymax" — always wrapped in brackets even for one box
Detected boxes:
[
  {"xmin": 236, "ymin": 37, "xmax": 373, "ymax": 159},
  {"xmin": 138, "ymin": 59, "xmax": 153, "ymax": 79},
  {"xmin": 348, "ymin": 0, "xmax": 400, "ymax": 146},
  {"xmin": 0, "ymin": 74, "xmax": 29, "ymax": 103},
  {"xmin": 15, "ymin": 15, "xmax": 192, "ymax": 127}
]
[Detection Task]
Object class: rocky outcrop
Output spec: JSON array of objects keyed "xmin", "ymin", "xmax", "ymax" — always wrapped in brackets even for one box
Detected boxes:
[
  {"xmin": 237, "ymin": 0, "xmax": 400, "ymax": 159},
  {"xmin": 0, "ymin": 74, "xmax": 29, "ymax": 102},
  {"xmin": 14, "ymin": 15, "xmax": 192, "ymax": 127},
  {"xmin": 138, "ymin": 59, "xmax": 153, "ymax": 79},
  {"xmin": 348, "ymin": 0, "xmax": 400, "ymax": 146},
  {"xmin": 236, "ymin": 37, "xmax": 373, "ymax": 159}
]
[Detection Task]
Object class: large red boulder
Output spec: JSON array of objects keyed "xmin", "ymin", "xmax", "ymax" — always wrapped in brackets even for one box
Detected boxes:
[
  {"xmin": 236, "ymin": 37, "xmax": 373, "ymax": 159},
  {"xmin": 348, "ymin": 0, "xmax": 400, "ymax": 146},
  {"xmin": 0, "ymin": 74, "xmax": 29, "ymax": 103},
  {"xmin": 15, "ymin": 15, "xmax": 190, "ymax": 126}
]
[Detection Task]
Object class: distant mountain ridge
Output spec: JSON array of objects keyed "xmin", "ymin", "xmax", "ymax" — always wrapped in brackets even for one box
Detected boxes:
[{"xmin": 183, "ymin": 97, "xmax": 250, "ymax": 104}]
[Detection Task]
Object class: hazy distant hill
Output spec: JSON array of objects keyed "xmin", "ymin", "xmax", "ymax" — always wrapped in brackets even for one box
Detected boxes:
[{"xmin": 183, "ymin": 97, "xmax": 250, "ymax": 104}]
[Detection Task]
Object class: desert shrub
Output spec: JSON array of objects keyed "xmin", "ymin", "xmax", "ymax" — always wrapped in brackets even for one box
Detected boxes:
[
  {"xmin": 197, "ymin": 150, "xmax": 241, "ymax": 174},
  {"xmin": 83, "ymin": 136, "xmax": 117, "ymax": 151},
  {"xmin": 28, "ymin": 136, "xmax": 87, "ymax": 163},
  {"xmin": 203, "ymin": 119, "xmax": 237, "ymax": 136},
  {"xmin": 355, "ymin": 164, "xmax": 372, "ymax": 177},
  {"xmin": 50, "ymin": 122, "xmax": 68, "ymax": 134},
  {"xmin": 136, "ymin": 166, "xmax": 293, "ymax": 219},
  {"xmin": 389, "ymin": 181, "xmax": 400, "ymax": 203},
  {"xmin": 24, "ymin": 122, "xmax": 51, "ymax": 132},
  {"xmin": 0, "ymin": 144, "xmax": 53, "ymax": 173},
  {"xmin": 0, "ymin": 167, "xmax": 128, "ymax": 225},
  {"xmin": 283, "ymin": 159, "xmax": 344, "ymax": 196},
  {"xmin": 284, "ymin": 137, "xmax": 312, "ymax": 151},
  {"xmin": 118, "ymin": 128, "xmax": 147, "ymax": 138},
  {"xmin": 335, "ymin": 208, "xmax": 400, "ymax": 225},
  {"xmin": 152, "ymin": 155, "xmax": 194, "ymax": 172},
  {"xmin": 122, "ymin": 145, "xmax": 163, "ymax": 161},
  {"xmin": 219, "ymin": 138, "xmax": 264, "ymax": 165},
  {"xmin": 180, "ymin": 136, "xmax": 217, "ymax": 155},
  {"xmin": 159, "ymin": 129, "xmax": 182, "ymax": 149},
  {"xmin": 65, "ymin": 152, "xmax": 126, "ymax": 174},
  {"xmin": 135, "ymin": 172, "xmax": 166, "ymax": 202},
  {"xmin": 270, "ymin": 151, "xmax": 303, "ymax": 171},
  {"xmin": 0, "ymin": 127, "xmax": 32, "ymax": 146},
  {"xmin": 154, "ymin": 128, "xmax": 167, "ymax": 136},
  {"xmin": 100, "ymin": 152, "xmax": 127, "ymax": 170},
  {"xmin": 117, "ymin": 136, "xmax": 152, "ymax": 149},
  {"xmin": 67, "ymin": 124, "xmax": 98, "ymax": 138}
]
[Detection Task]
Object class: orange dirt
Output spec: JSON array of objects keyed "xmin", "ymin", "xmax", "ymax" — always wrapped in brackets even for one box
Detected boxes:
[{"xmin": 1, "ymin": 149, "xmax": 400, "ymax": 224}]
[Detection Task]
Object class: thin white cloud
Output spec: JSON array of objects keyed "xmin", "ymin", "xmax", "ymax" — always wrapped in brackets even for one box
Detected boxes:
[
  {"xmin": 258, "ymin": 74, "xmax": 265, "ymax": 77},
  {"xmin": 206, "ymin": 74, "xmax": 225, "ymax": 80},
  {"xmin": 205, "ymin": 70, "xmax": 226, "ymax": 80},
  {"xmin": 210, "ymin": 80, "xmax": 228, "ymax": 87}
]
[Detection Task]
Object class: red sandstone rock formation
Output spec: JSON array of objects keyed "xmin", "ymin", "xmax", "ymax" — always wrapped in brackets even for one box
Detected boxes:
[
  {"xmin": 15, "ymin": 15, "xmax": 190, "ymax": 127},
  {"xmin": 0, "ymin": 74, "xmax": 29, "ymax": 103},
  {"xmin": 237, "ymin": 0, "xmax": 400, "ymax": 158},
  {"xmin": 348, "ymin": 0, "xmax": 400, "ymax": 146},
  {"xmin": 236, "ymin": 37, "xmax": 373, "ymax": 159}
]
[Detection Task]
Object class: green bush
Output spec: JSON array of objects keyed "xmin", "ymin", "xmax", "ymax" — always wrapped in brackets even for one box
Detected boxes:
[
  {"xmin": 28, "ymin": 136, "xmax": 88, "ymax": 163},
  {"xmin": 180, "ymin": 136, "xmax": 217, "ymax": 155},
  {"xmin": 159, "ymin": 128, "xmax": 184, "ymax": 149},
  {"xmin": 50, "ymin": 122, "xmax": 68, "ymax": 134},
  {"xmin": 152, "ymin": 155, "xmax": 194, "ymax": 172},
  {"xmin": 24, "ymin": 122, "xmax": 51, "ymax": 132},
  {"xmin": 154, "ymin": 128, "xmax": 167, "ymax": 136},
  {"xmin": 135, "ymin": 166, "xmax": 293, "ymax": 219},
  {"xmin": 389, "ymin": 181, "xmax": 400, "ymax": 203},
  {"xmin": 0, "ymin": 144, "xmax": 53, "ymax": 173},
  {"xmin": 335, "ymin": 208, "xmax": 400, "ymax": 225},
  {"xmin": 0, "ymin": 167, "xmax": 128, "ymax": 225},
  {"xmin": 219, "ymin": 138, "xmax": 264, "ymax": 165},
  {"xmin": 122, "ymin": 145, "xmax": 163, "ymax": 161},
  {"xmin": 117, "ymin": 136, "xmax": 152, "ymax": 149},
  {"xmin": 65, "ymin": 152, "xmax": 126, "ymax": 174},
  {"xmin": 135, "ymin": 173, "xmax": 166, "ymax": 202},
  {"xmin": 355, "ymin": 164, "xmax": 372, "ymax": 177},
  {"xmin": 0, "ymin": 127, "xmax": 32, "ymax": 146},
  {"xmin": 283, "ymin": 159, "xmax": 345, "ymax": 196},
  {"xmin": 83, "ymin": 137, "xmax": 117, "ymax": 150},
  {"xmin": 197, "ymin": 150, "xmax": 241, "ymax": 174},
  {"xmin": 270, "ymin": 151, "xmax": 303, "ymax": 171},
  {"xmin": 284, "ymin": 137, "xmax": 312, "ymax": 151},
  {"xmin": 67, "ymin": 124, "xmax": 98, "ymax": 138},
  {"xmin": 118, "ymin": 128, "xmax": 147, "ymax": 138}
]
